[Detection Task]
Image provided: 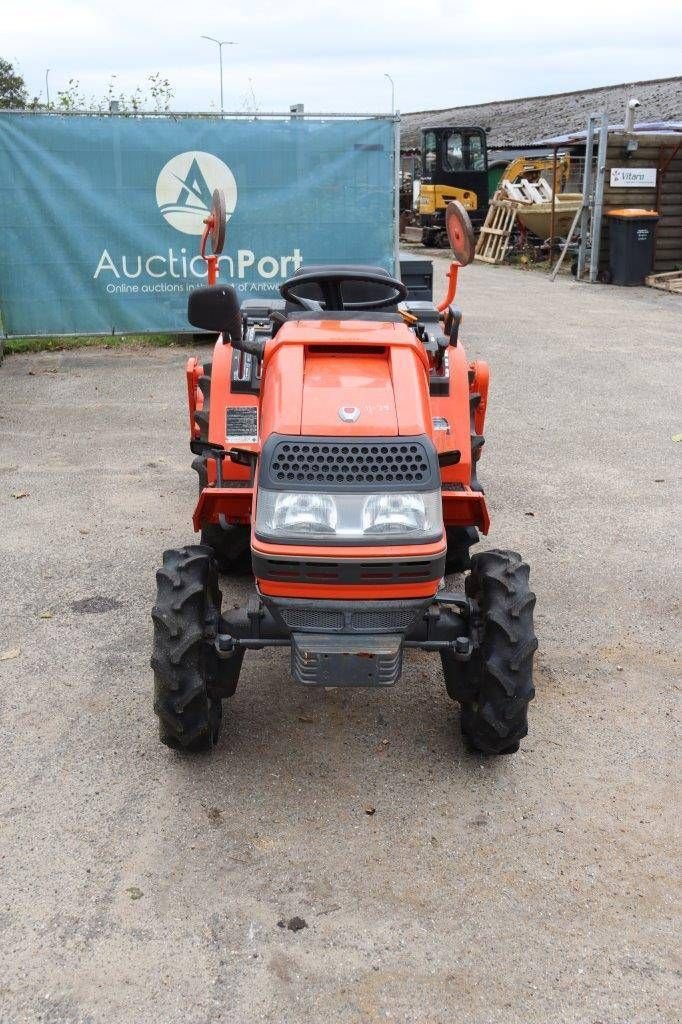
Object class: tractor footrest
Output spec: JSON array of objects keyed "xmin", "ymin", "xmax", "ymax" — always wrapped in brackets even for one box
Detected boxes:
[{"xmin": 291, "ymin": 633, "xmax": 402, "ymax": 687}]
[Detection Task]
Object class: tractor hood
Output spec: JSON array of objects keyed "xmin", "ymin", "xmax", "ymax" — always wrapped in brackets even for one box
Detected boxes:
[
  {"xmin": 301, "ymin": 349, "xmax": 400, "ymax": 435},
  {"xmin": 260, "ymin": 320, "xmax": 433, "ymax": 438}
]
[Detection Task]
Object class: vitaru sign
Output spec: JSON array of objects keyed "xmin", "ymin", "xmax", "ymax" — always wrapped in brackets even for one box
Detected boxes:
[{"xmin": 610, "ymin": 167, "xmax": 657, "ymax": 188}]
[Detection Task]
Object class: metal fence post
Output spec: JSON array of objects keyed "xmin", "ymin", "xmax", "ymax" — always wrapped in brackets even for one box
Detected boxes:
[
  {"xmin": 393, "ymin": 113, "xmax": 401, "ymax": 277},
  {"xmin": 589, "ymin": 112, "xmax": 609, "ymax": 283},
  {"xmin": 577, "ymin": 115, "xmax": 596, "ymax": 280}
]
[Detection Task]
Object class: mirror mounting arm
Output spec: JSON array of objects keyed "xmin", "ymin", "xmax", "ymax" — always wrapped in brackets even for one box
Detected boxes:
[
  {"xmin": 437, "ymin": 262, "xmax": 460, "ymax": 312},
  {"xmin": 436, "ymin": 200, "xmax": 475, "ymax": 310}
]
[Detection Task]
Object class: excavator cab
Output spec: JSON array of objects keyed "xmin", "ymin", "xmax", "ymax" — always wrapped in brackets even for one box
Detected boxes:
[{"xmin": 419, "ymin": 125, "xmax": 489, "ymax": 246}]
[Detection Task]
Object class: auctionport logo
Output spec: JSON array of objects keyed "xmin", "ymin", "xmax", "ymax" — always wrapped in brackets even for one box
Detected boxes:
[
  {"xmin": 155, "ymin": 151, "xmax": 238, "ymax": 235},
  {"xmin": 92, "ymin": 148, "xmax": 303, "ymax": 293}
]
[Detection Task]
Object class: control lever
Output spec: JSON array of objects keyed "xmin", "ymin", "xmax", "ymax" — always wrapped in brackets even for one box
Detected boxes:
[
  {"xmin": 444, "ymin": 305, "xmax": 462, "ymax": 347},
  {"xmin": 435, "ymin": 333, "xmax": 449, "ymax": 371}
]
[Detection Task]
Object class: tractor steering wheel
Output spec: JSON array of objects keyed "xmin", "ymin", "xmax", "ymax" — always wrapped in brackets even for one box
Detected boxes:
[{"xmin": 280, "ymin": 268, "xmax": 408, "ymax": 311}]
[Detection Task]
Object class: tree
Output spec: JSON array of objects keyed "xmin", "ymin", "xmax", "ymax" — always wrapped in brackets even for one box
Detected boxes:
[
  {"xmin": 0, "ymin": 60, "xmax": 175, "ymax": 113},
  {"xmin": 0, "ymin": 58, "xmax": 28, "ymax": 109},
  {"xmin": 56, "ymin": 73, "xmax": 174, "ymax": 113}
]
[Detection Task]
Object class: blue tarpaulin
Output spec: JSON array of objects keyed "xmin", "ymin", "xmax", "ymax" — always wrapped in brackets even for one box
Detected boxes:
[{"xmin": 0, "ymin": 113, "xmax": 396, "ymax": 336}]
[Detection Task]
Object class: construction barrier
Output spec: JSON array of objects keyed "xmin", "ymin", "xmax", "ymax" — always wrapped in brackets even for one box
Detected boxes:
[{"xmin": 0, "ymin": 112, "xmax": 397, "ymax": 336}]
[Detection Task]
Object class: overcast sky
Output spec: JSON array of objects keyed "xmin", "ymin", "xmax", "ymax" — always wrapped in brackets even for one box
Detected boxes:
[{"xmin": 3, "ymin": 0, "xmax": 681, "ymax": 113}]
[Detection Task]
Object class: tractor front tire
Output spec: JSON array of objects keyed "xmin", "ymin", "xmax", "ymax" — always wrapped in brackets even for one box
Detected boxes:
[
  {"xmin": 458, "ymin": 549, "xmax": 537, "ymax": 754},
  {"xmin": 151, "ymin": 545, "xmax": 224, "ymax": 751}
]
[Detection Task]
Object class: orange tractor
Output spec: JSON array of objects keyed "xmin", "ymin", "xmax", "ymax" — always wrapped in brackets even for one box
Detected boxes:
[{"xmin": 151, "ymin": 197, "xmax": 537, "ymax": 755}]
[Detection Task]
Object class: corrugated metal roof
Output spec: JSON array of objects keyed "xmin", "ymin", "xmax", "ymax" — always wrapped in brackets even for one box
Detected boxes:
[
  {"xmin": 537, "ymin": 121, "xmax": 682, "ymax": 146},
  {"xmin": 400, "ymin": 77, "xmax": 682, "ymax": 150}
]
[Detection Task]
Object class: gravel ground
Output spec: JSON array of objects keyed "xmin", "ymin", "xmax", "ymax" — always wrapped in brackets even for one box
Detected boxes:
[{"xmin": 0, "ymin": 261, "xmax": 680, "ymax": 1024}]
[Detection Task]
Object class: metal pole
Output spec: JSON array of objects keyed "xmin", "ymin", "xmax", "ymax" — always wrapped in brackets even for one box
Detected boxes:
[
  {"xmin": 45, "ymin": 69, "xmax": 50, "ymax": 107},
  {"xmin": 0, "ymin": 108, "xmax": 396, "ymax": 118},
  {"xmin": 589, "ymin": 112, "xmax": 609, "ymax": 284},
  {"xmin": 577, "ymin": 115, "xmax": 597, "ymax": 280},
  {"xmin": 393, "ymin": 114, "xmax": 401, "ymax": 276},
  {"xmin": 548, "ymin": 144, "xmax": 558, "ymax": 267},
  {"xmin": 384, "ymin": 74, "xmax": 395, "ymax": 115},
  {"xmin": 549, "ymin": 206, "xmax": 581, "ymax": 281},
  {"xmin": 219, "ymin": 43, "xmax": 224, "ymax": 114},
  {"xmin": 201, "ymin": 36, "xmax": 235, "ymax": 115}
]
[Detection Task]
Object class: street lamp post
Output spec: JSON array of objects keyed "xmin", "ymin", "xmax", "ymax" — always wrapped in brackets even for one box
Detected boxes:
[
  {"xmin": 201, "ymin": 36, "xmax": 236, "ymax": 114},
  {"xmin": 384, "ymin": 73, "xmax": 395, "ymax": 115},
  {"xmin": 45, "ymin": 69, "xmax": 51, "ymax": 108}
]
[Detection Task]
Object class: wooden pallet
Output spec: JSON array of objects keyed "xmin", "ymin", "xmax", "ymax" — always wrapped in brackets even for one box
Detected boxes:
[
  {"xmin": 475, "ymin": 194, "xmax": 519, "ymax": 264},
  {"xmin": 500, "ymin": 177, "xmax": 553, "ymax": 204},
  {"xmin": 646, "ymin": 270, "xmax": 682, "ymax": 294}
]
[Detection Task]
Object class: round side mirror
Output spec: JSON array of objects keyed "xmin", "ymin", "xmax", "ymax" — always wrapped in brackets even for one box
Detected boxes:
[
  {"xmin": 209, "ymin": 189, "xmax": 226, "ymax": 255},
  {"xmin": 445, "ymin": 200, "xmax": 476, "ymax": 266}
]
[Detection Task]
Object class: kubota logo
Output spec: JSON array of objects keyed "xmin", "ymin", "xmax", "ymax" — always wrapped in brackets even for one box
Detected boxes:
[
  {"xmin": 338, "ymin": 406, "xmax": 361, "ymax": 423},
  {"xmin": 155, "ymin": 151, "xmax": 238, "ymax": 235}
]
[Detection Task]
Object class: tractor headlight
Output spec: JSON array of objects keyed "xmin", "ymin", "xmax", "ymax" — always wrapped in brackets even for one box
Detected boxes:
[
  {"xmin": 270, "ymin": 493, "xmax": 337, "ymax": 536},
  {"xmin": 362, "ymin": 493, "xmax": 428, "ymax": 535},
  {"xmin": 256, "ymin": 490, "xmax": 442, "ymax": 542}
]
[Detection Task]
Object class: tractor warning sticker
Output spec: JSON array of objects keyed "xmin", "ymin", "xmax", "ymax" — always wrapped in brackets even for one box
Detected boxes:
[{"xmin": 226, "ymin": 406, "xmax": 258, "ymax": 444}]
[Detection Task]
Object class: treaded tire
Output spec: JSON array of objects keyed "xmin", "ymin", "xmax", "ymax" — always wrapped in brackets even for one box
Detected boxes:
[
  {"xmin": 200, "ymin": 522, "xmax": 251, "ymax": 574},
  {"xmin": 151, "ymin": 545, "xmax": 223, "ymax": 751},
  {"xmin": 459, "ymin": 549, "xmax": 537, "ymax": 755}
]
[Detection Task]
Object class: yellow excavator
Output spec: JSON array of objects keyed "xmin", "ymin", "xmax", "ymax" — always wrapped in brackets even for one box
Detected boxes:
[
  {"xmin": 417, "ymin": 124, "xmax": 570, "ymax": 247},
  {"xmin": 418, "ymin": 126, "xmax": 488, "ymax": 246}
]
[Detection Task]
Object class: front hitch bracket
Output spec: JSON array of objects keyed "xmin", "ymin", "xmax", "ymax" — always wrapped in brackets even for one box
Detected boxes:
[{"xmin": 211, "ymin": 592, "xmax": 476, "ymax": 680}]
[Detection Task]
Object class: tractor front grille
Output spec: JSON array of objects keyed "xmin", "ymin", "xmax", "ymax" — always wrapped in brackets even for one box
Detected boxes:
[
  {"xmin": 259, "ymin": 434, "xmax": 440, "ymax": 492},
  {"xmin": 350, "ymin": 607, "xmax": 419, "ymax": 631},
  {"xmin": 252, "ymin": 551, "xmax": 446, "ymax": 586},
  {"xmin": 266, "ymin": 598, "xmax": 429, "ymax": 635},
  {"xmin": 271, "ymin": 441, "xmax": 429, "ymax": 485},
  {"xmin": 280, "ymin": 606, "xmax": 345, "ymax": 631}
]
